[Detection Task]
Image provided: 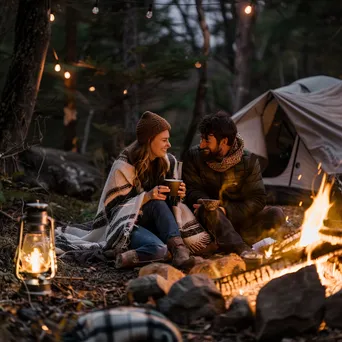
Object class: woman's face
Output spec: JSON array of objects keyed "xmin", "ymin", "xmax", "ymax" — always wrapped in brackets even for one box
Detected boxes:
[{"xmin": 150, "ymin": 130, "xmax": 171, "ymax": 160}]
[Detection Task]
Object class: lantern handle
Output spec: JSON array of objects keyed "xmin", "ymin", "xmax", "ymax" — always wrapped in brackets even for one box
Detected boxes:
[
  {"xmin": 15, "ymin": 218, "xmax": 25, "ymax": 281},
  {"xmin": 46, "ymin": 216, "xmax": 57, "ymax": 279}
]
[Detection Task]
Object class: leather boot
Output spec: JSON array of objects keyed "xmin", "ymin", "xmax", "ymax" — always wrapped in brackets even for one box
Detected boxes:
[
  {"xmin": 115, "ymin": 250, "xmax": 140, "ymax": 269},
  {"xmin": 167, "ymin": 236, "xmax": 203, "ymax": 270}
]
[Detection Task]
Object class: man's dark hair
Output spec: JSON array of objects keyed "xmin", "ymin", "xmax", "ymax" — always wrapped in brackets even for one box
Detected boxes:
[{"xmin": 199, "ymin": 110, "xmax": 237, "ymax": 146}]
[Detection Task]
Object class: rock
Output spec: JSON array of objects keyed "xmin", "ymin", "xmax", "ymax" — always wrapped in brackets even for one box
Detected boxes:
[
  {"xmin": 189, "ymin": 254, "xmax": 246, "ymax": 279},
  {"xmin": 126, "ymin": 274, "xmax": 173, "ymax": 304},
  {"xmin": 157, "ymin": 274, "xmax": 226, "ymax": 325},
  {"xmin": 18, "ymin": 147, "xmax": 103, "ymax": 200},
  {"xmin": 139, "ymin": 263, "xmax": 185, "ymax": 285},
  {"xmin": 212, "ymin": 296, "xmax": 254, "ymax": 332},
  {"xmin": 256, "ymin": 265, "xmax": 325, "ymax": 341},
  {"xmin": 325, "ymin": 289, "xmax": 342, "ymax": 329}
]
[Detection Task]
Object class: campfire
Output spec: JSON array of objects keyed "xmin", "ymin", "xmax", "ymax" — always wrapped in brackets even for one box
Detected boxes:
[{"xmin": 214, "ymin": 174, "xmax": 342, "ymax": 302}]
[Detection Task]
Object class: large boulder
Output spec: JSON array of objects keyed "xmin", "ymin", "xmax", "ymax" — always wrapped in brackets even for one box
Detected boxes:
[
  {"xmin": 255, "ymin": 265, "xmax": 325, "ymax": 341},
  {"xmin": 325, "ymin": 289, "xmax": 342, "ymax": 329},
  {"xmin": 18, "ymin": 147, "xmax": 103, "ymax": 200}
]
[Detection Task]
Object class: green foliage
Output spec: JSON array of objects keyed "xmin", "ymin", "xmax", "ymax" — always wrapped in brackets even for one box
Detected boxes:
[{"xmin": 2, "ymin": 0, "xmax": 341, "ymax": 161}]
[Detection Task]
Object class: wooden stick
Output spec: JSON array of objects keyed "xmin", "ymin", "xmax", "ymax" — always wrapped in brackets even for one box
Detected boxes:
[
  {"xmin": 0, "ymin": 209, "xmax": 16, "ymax": 221},
  {"xmin": 55, "ymin": 276, "xmax": 84, "ymax": 280}
]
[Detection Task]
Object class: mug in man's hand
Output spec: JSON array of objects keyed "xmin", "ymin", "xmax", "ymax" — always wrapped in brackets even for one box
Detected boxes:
[{"xmin": 198, "ymin": 199, "xmax": 220, "ymax": 211}]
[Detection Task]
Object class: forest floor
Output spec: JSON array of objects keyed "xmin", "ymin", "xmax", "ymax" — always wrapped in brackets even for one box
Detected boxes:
[{"xmin": 1, "ymin": 178, "xmax": 337, "ymax": 342}]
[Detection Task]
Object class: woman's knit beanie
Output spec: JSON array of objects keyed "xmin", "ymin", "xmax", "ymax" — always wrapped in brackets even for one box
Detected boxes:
[{"xmin": 136, "ymin": 111, "xmax": 171, "ymax": 144}]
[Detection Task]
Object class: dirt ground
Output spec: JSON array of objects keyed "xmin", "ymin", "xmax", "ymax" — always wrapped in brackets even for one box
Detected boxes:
[{"xmin": 2, "ymin": 180, "xmax": 336, "ymax": 342}]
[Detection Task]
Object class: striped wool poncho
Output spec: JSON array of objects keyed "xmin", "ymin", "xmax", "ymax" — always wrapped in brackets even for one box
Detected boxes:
[{"xmin": 55, "ymin": 150, "xmax": 211, "ymax": 259}]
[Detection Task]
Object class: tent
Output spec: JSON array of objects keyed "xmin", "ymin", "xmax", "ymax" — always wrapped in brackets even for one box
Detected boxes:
[{"xmin": 232, "ymin": 75, "xmax": 342, "ymax": 205}]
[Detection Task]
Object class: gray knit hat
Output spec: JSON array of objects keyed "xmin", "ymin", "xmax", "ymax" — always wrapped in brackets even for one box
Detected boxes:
[{"xmin": 136, "ymin": 111, "xmax": 171, "ymax": 144}]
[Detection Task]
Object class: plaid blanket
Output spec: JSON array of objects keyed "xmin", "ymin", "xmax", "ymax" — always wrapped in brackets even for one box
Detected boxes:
[
  {"xmin": 55, "ymin": 152, "xmax": 211, "ymax": 258},
  {"xmin": 63, "ymin": 307, "xmax": 182, "ymax": 342}
]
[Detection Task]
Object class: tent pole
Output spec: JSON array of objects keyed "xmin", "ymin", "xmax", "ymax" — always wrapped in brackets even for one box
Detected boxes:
[{"xmin": 289, "ymin": 136, "xmax": 300, "ymax": 187}]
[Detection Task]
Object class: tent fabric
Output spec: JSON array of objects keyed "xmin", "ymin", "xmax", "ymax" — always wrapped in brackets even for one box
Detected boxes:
[{"xmin": 233, "ymin": 76, "xmax": 342, "ymax": 175}]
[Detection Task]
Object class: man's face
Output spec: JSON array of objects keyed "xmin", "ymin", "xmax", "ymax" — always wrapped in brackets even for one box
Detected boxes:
[{"xmin": 199, "ymin": 134, "xmax": 224, "ymax": 161}]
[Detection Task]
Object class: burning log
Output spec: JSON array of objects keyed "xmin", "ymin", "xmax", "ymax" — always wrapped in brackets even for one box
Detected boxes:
[{"xmin": 214, "ymin": 248, "xmax": 342, "ymax": 298}]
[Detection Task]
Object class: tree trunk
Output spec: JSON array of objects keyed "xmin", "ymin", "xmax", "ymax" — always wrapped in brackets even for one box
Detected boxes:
[
  {"xmin": 219, "ymin": 0, "xmax": 235, "ymax": 73},
  {"xmin": 0, "ymin": 0, "xmax": 18, "ymax": 45},
  {"xmin": 0, "ymin": 0, "xmax": 51, "ymax": 174},
  {"xmin": 123, "ymin": 1, "xmax": 139, "ymax": 144},
  {"xmin": 181, "ymin": 0, "xmax": 210, "ymax": 160},
  {"xmin": 233, "ymin": 0, "xmax": 255, "ymax": 113},
  {"xmin": 63, "ymin": 5, "xmax": 78, "ymax": 152}
]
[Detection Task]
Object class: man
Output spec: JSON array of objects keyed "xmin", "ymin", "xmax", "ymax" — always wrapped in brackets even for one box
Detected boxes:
[{"xmin": 183, "ymin": 111, "xmax": 285, "ymax": 257}]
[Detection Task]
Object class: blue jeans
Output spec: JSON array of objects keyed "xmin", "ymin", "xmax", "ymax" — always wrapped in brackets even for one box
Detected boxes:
[{"xmin": 129, "ymin": 200, "xmax": 180, "ymax": 261}]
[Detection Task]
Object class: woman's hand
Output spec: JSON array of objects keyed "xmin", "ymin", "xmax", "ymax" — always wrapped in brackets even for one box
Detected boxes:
[
  {"xmin": 147, "ymin": 185, "xmax": 170, "ymax": 201},
  {"xmin": 178, "ymin": 182, "xmax": 186, "ymax": 199}
]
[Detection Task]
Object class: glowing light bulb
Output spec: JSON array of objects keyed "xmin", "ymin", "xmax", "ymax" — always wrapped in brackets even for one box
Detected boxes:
[
  {"xmin": 64, "ymin": 71, "xmax": 71, "ymax": 79},
  {"xmin": 123, "ymin": 89, "xmax": 128, "ymax": 95},
  {"xmin": 195, "ymin": 61, "xmax": 202, "ymax": 68},
  {"xmin": 146, "ymin": 4, "xmax": 153, "ymax": 19},
  {"xmin": 92, "ymin": 6, "xmax": 99, "ymax": 14},
  {"xmin": 244, "ymin": 5, "xmax": 252, "ymax": 14},
  {"xmin": 54, "ymin": 63, "xmax": 61, "ymax": 72},
  {"xmin": 89, "ymin": 86, "xmax": 96, "ymax": 92},
  {"xmin": 50, "ymin": 13, "xmax": 55, "ymax": 22}
]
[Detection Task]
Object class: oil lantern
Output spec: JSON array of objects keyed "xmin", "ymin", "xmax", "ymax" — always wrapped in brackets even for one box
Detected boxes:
[{"xmin": 14, "ymin": 202, "xmax": 57, "ymax": 295}]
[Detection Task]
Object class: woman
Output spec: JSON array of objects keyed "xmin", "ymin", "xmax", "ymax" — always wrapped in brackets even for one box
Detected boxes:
[
  {"xmin": 93, "ymin": 111, "xmax": 209, "ymax": 269},
  {"xmin": 55, "ymin": 111, "xmax": 210, "ymax": 269}
]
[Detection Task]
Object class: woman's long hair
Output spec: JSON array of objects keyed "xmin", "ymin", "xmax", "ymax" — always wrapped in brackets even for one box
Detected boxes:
[{"xmin": 126, "ymin": 140, "xmax": 169, "ymax": 190}]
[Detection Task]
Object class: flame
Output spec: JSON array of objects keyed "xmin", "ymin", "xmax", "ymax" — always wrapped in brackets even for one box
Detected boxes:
[
  {"xmin": 299, "ymin": 174, "xmax": 333, "ymax": 247},
  {"xmin": 24, "ymin": 248, "xmax": 44, "ymax": 273}
]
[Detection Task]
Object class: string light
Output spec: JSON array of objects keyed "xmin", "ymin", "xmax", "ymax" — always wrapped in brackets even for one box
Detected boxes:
[
  {"xmin": 244, "ymin": 5, "xmax": 252, "ymax": 14},
  {"xmin": 92, "ymin": 0, "xmax": 99, "ymax": 14},
  {"xmin": 89, "ymin": 86, "xmax": 96, "ymax": 92},
  {"xmin": 54, "ymin": 64, "xmax": 61, "ymax": 72},
  {"xmin": 146, "ymin": 4, "xmax": 153, "ymax": 19},
  {"xmin": 195, "ymin": 61, "xmax": 202, "ymax": 68},
  {"xmin": 123, "ymin": 89, "xmax": 128, "ymax": 95},
  {"xmin": 50, "ymin": 13, "xmax": 55, "ymax": 22},
  {"xmin": 64, "ymin": 71, "xmax": 71, "ymax": 79}
]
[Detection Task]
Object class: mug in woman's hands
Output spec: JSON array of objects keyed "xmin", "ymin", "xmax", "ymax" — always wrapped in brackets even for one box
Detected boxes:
[{"xmin": 163, "ymin": 179, "xmax": 183, "ymax": 196}]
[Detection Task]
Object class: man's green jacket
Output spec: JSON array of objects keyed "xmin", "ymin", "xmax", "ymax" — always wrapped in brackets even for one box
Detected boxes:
[{"xmin": 183, "ymin": 146, "xmax": 267, "ymax": 226}]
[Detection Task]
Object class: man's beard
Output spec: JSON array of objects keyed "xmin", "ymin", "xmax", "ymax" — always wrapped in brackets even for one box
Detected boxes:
[{"xmin": 200, "ymin": 147, "xmax": 224, "ymax": 162}]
